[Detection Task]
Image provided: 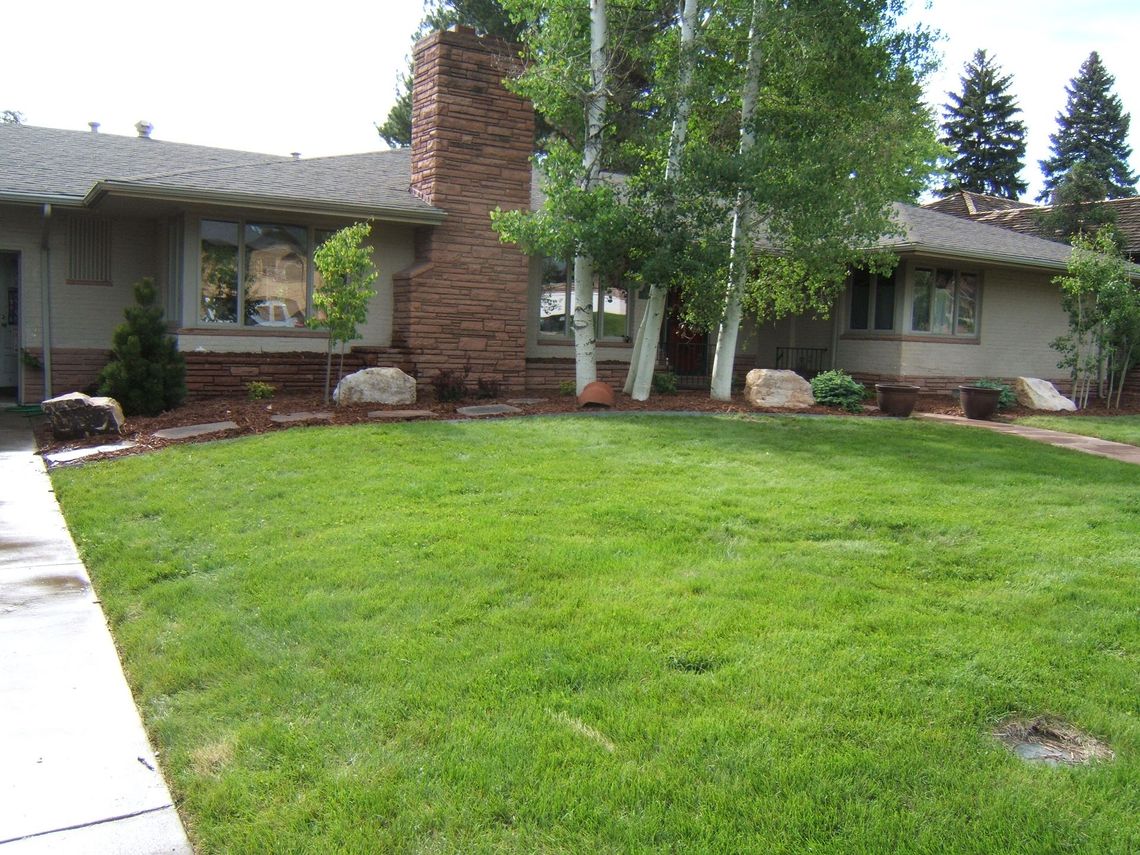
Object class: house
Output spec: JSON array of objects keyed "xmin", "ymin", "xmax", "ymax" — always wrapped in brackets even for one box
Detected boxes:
[{"xmin": 0, "ymin": 27, "xmax": 1109, "ymax": 406}]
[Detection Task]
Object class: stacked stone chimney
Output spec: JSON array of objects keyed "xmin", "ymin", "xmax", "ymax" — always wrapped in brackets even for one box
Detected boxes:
[{"xmin": 392, "ymin": 26, "xmax": 535, "ymax": 391}]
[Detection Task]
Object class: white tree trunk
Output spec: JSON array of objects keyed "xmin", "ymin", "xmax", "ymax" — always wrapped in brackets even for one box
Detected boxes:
[
  {"xmin": 625, "ymin": 0, "xmax": 698, "ymax": 401},
  {"xmin": 574, "ymin": 0, "xmax": 608, "ymax": 393},
  {"xmin": 710, "ymin": 0, "xmax": 762, "ymax": 401}
]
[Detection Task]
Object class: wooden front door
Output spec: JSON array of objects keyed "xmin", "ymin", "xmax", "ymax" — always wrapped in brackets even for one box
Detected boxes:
[
  {"xmin": 663, "ymin": 292, "xmax": 708, "ymax": 378},
  {"xmin": 0, "ymin": 253, "xmax": 18, "ymax": 391}
]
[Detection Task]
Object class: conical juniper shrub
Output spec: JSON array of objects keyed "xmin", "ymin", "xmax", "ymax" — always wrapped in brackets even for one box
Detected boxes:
[{"xmin": 98, "ymin": 278, "xmax": 186, "ymax": 416}]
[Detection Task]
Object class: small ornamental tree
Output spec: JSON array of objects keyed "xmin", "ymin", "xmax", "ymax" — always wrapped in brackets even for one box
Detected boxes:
[
  {"xmin": 97, "ymin": 278, "xmax": 186, "ymax": 416},
  {"xmin": 310, "ymin": 222, "xmax": 379, "ymax": 403},
  {"xmin": 1051, "ymin": 228, "xmax": 1140, "ymax": 409}
]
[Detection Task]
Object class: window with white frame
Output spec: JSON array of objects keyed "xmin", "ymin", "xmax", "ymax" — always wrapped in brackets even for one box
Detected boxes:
[
  {"xmin": 848, "ymin": 267, "xmax": 897, "ymax": 331},
  {"xmin": 537, "ymin": 258, "xmax": 631, "ymax": 341},
  {"xmin": 910, "ymin": 266, "xmax": 979, "ymax": 337},
  {"xmin": 199, "ymin": 220, "xmax": 327, "ymax": 328}
]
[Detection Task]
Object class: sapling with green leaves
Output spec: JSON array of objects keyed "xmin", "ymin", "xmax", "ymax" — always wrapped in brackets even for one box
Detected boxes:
[
  {"xmin": 1051, "ymin": 228, "xmax": 1139, "ymax": 408},
  {"xmin": 309, "ymin": 222, "xmax": 379, "ymax": 403}
]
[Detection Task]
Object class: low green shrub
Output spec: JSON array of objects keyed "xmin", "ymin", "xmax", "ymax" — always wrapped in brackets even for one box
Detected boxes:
[
  {"xmin": 476, "ymin": 377, "xmax": 501, "ymax": 399},
  {"xmin": 247, "ymin": 381, "xmax": 276, "ymax": 400},
  {"xmin": 652, "ymin": 371, "xmax": 678, "ymax": 394},
  {"xmin": 810, "ymin": 369, "xmax": 866, "ymax": 413},
  {"xmin": 973, "ymin": 378, "xmax": 1017, "ymax": 410},
  {"xmin": 558, "ymin": 380, "xmax": 576, "ymax": 396}
]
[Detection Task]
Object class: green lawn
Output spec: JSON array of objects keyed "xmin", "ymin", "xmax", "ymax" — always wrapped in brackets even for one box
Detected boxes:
[
  {"xmin": 1014, "ymin": 414, "xmax": 1140, "ymax": 447},
  {"xmin": 52, "ymin": 416, "xmax": 1140, "ymax": 854}
]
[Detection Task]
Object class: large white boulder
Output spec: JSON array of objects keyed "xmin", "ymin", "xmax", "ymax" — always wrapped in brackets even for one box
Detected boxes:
[
  {"xmin": 1013, "ymin": 377, "xmax": 1076, "ymax": 411},
  {"xmin": 333, "ymin": 367, "xmax": 417, "ymax": 406},
  {"xmin": 744, "ymin": 369, "xmax": 815, "ymax": 409},
  {"xmin": 42, "ymin": 392, "xmax": 125, "ymax": 439}
]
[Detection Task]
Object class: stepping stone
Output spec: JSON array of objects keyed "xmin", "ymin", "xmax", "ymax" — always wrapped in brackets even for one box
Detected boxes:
[
  {"xmin": 44, "ymin": 441, "xmax": 137, "ymax": 465},
  {"xmin": 270, "ymin": 411, "xmax": 333, "ymax": 424},
  {"xmin": 456, "ymin": 404, "xmax": 523, "ymax": 417},
  {"xmin": 368, "ymin": 409, "xmax": 435, "ymax": 420},
  {"xmin": 153, "ymin": 421, "xmax": 239, "ymax": 440},
  {"xmin": 506, "ymin": 398, "xmax": 547, "ymax": 405}
]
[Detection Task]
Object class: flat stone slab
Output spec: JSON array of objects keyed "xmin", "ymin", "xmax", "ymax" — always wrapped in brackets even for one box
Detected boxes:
[
  {"xmin": 506, "ymin": 398, "xmax": 547, "ymax": 405},
  {"xmin": 152, "ymin": 420, "xmax": 239, "ymax": 440},
  {"xmin": 456, "ymin": 404, "xmax": 523, "ymax": 417},
  {"xmin": 368, "ymin": 409, "xmax": 435, "ymax": 420},
  {"xmin": 269, "ymin": 411, "xmax": 333, "ymax": 424},
  {"xmin": 43, "ymin": 442, "xmax": 137, "ymax": 466}
]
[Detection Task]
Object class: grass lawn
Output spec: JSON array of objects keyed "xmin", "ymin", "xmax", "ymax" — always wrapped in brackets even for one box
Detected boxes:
[
  {"xmin": 1014, "ymin": 415, "xmax": 1140, "ymax": 447},
  {"xmin": 52, "ymin": 416, "xmax": 1140, "ymax": 853}
]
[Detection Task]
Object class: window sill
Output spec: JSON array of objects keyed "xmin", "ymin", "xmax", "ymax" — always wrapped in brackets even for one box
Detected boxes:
[
  {"xmin": 176, "ymin": 326, "xmax": 326, "ymax": 339},
  {"xmin": 841, "ymin": 332, "xmax": 979, "ymax": 345},
  {"xmin": 537, "ymin": 337, "xmax": 633, "ymax": 348}
]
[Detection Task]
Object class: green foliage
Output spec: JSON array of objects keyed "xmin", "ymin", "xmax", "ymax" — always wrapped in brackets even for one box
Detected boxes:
[
  {"xmin": 810, "ymin": 369, "xmax": 866, "ymax": 413},
  {"xmin": 1039, "ymin": 51, "xmax": 1137, "ymax": 202},
  {"xmin": 1050, "ymin": 228, "xmax": 1140, "ymax": 408},
  {"xmin": 558, "ymin": 379, "xmax": 576, "ymax": 396},
  {"xmin": 939, "ymin": 50, "xmax": 1027, "ymax": 199},
  {"xmin": 1034, "ymin": 162, "xmax": 1117, "ymax": 242},
  {"xmin": 432, "ymin": 367, "xmax": 469, "ymax": 402},
  {"xmin": 376, "ymin": 71, "xmax": 413, "ymax": 148},
  {"xmin": 972, "ymin": 379, "xmax": 1017, "ymax": 411},
  {"xmin": 97, "ymin": 278, "xmax": 186, "ymax": 417},
  {"xmin": 651, "ymin": 371, "xmax": 678, "ymax": 394},
  {"xmin": 246, "ymin": 381, "xmax": 276, "ymax": 401},
  {"xmin": 310, "ymin": 223, "xmax": 379, "ymax": 401}
]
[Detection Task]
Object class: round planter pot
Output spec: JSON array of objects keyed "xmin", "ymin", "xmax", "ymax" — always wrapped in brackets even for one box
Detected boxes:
[
  {"xmin": 959, "ymin": 385, "xmax": 1002, "ymax": 420},
  {"xmin": 875, "ymin": 383, "xmax": 921, "ymax": 417}
]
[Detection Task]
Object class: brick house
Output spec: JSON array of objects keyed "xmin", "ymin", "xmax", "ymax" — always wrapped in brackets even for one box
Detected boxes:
[{"xmin": 0, "ymin": 27, "xmax": 1119, "ymax": 406}]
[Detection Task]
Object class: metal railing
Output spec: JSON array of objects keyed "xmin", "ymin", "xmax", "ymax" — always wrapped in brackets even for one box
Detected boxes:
[{"xmin": 775, "ymin": 346, "xmax": 828, "ymax": 379}]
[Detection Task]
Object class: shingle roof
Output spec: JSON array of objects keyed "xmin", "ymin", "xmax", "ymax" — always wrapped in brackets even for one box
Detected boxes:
[
  {"xmin": 923, "ymin": 190, "xmax": 1035, "ymax": 217},
  {"xmin": 973, "ymin": 198, "xmax": 1140, "ymax": 256},
  {"xmin": 0, "ymin": 123, "xmax": 442, "ymax": 222},
  {"xmin": 881, "ymin": 203, "xmax": 1072, "ymax": 270}
]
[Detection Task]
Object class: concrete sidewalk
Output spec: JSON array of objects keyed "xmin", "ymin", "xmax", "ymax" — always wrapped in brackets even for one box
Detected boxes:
[
  {"xmin": 915, "ymin": 412, "xmax": 1140, "ymax": 465},
  {"xmin": 0, "ymin": 408, "xmax": 191, "ymax": 854}
]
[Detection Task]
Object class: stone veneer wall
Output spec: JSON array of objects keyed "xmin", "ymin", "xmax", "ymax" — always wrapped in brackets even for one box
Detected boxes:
[
  {"xmin": 394, "ymin": 27, "xmax": 534, "ymax": 393},
  {"xmin": 20, "ymin": 348, "xmax": 109, "ymax": 402}
]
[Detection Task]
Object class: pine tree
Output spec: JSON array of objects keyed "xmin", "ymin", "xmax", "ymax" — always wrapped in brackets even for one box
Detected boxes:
[
  {"xmin": 97, "ymin": 279, "xmax": 186, "ymax": 416},
  {"xmin": 1039, "ymin": 51, "xmax": 1137, "ymax": 202},
  {"xmin": 939, "ymin": 50, "xmax": 1027, "ymax": 199}
]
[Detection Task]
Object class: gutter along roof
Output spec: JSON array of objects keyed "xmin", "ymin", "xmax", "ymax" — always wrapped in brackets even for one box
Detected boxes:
[{"xmin": 0, "ymin": 123, "xmax": 444, "ymax": 223}]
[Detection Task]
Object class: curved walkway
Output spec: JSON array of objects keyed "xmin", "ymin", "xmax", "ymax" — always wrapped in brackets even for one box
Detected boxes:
[
  {"xmin": 0, "ymin": 408, "xmax": 191, "ymax": 854},
  {"xmin": 915, "ymin": 412, "xmax": 1140, "ymax": 465}
]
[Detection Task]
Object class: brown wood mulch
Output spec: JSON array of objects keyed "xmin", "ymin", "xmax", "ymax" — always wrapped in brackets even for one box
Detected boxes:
[{"xmin": 31, "ymin": 389, "xmax": 1140, "ymax": 465}]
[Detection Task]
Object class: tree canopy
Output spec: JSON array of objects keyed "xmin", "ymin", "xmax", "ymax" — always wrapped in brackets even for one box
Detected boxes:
[
  {"xmin": 1038, "ymin": 51, "xmax": 1137, "ymax": 202},
  {"xmin": 939, "ymin": 49, "xmax": 1027, "ymax": 200}
]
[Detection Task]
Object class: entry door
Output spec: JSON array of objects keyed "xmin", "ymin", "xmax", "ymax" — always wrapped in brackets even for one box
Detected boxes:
[{"xmin": 0, "ymin": 253, "xmax": 18, "ymax": 389}]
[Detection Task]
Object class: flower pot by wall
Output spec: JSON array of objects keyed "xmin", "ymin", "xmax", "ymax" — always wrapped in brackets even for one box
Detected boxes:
[
  {"xmin": 959, "ymin": 385, "xmax": 1001, "ymax": 420},
  {"xmin": 875, "ymin": 383, "xmax": 920, "ymax": 417}
]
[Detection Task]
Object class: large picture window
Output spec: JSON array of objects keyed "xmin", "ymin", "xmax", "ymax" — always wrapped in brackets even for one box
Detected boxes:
[
  {"xmin": 910, "ymin": 267, "xmax": 979, "ymax": 337},
  {"xmin": 537, "ymin": 258, "xmax": 631, "ymax": 341},
  {"xmin": 199, "ymin": 220, "xmax": 325, "ymax": 328}
]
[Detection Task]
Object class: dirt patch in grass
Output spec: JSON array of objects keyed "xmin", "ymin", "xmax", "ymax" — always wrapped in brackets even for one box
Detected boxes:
[{"xmin": 994, "ymin": 716, "xmax": 1115, "ymax": 766}]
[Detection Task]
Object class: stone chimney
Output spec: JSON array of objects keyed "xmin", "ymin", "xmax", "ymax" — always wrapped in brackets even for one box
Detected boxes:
[{"xmin": 393, "ymin": 25, "xmax": 535, "ymax": 391}]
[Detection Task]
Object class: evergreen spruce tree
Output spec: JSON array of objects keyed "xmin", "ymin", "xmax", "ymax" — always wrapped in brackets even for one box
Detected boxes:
[
  {"xmin": 97, "ymin": 278, "xmax": 186, "ymax": 416},
  {"xmin": 939, "ymin": 49, "xmax": 1027, "ymax": 199},
  {"xmin": 1038, "ymin": 51, "xmax": 1137, "ymax": 202}
]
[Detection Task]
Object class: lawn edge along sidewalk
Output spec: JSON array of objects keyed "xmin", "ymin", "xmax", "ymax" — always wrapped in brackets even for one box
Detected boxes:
[
  {"xmin": 915, "ymin": 413, "xmax": 1140, "ymax": 465},
  {"xmin": 0, "ymin": 408, "xmax": 192, "ymax": 854}
]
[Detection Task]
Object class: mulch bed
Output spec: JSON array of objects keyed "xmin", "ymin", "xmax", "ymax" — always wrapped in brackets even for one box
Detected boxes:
[{"xmin": 29, "ymin": 389, "xmax": 1139, "ymax": 465}]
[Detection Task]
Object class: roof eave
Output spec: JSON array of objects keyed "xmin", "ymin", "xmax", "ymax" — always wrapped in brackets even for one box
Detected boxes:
[
  {"xmin": 881, "ymin": 240, "xmax": 1070, "ymax": 274},
  {"xmin": 84, "ymin": 181, "xmax": 447, "ymax": 225},
  {"xmin": 0, "ymin": 190, "xmax": 87, "ymax": 208}
]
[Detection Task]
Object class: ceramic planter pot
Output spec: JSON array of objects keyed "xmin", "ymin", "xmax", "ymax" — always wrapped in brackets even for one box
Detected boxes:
[
  {"xmin": 875, "ymin": 383, "xmax": 921, "ymax": 417},
  {"xmin": 959, "ymin": 385, "xmax": 1001, "ymax": 420}
]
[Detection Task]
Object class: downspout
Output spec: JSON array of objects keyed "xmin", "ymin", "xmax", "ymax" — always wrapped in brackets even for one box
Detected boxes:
[{"xmin": 40, "ymin": 204, "xmax": 53, "ymax": 400}]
